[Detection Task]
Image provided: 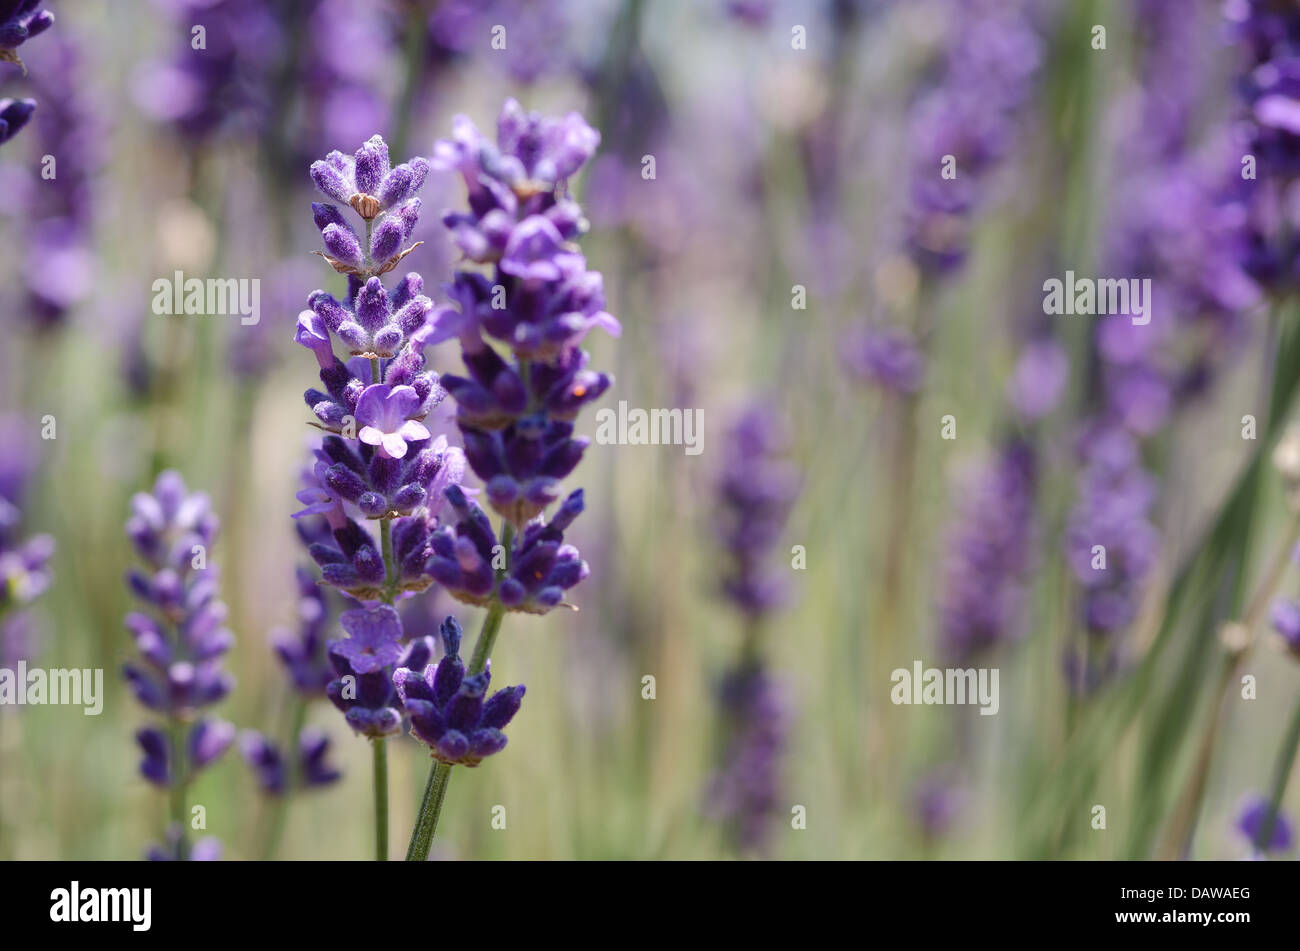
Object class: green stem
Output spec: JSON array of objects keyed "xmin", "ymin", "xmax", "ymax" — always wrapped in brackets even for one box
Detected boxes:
[
  {"xmin": 1255, "ymin": 694, "xmax": 1300, "ymax": 853},
  {"xmin": 168, "ymin": 717, "xmax": 189, "ymax": 858},
  {"xmin": 404, "ymin": 760, "xmax": 453, "ymax": 861},
  {"xmin": 373, "ymin": 737, "xmax": 388, "ymax": 861}
]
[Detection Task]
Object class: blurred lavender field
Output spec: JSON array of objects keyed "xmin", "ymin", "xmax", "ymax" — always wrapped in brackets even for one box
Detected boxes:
[{"xmin": 2, "ymin": 0, "xmax": 1300, "ymax": 861}]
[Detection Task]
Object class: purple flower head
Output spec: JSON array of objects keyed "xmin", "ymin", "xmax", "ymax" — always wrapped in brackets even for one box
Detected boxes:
[
  {"xmin": 705, "ymin": 661, "xmax": 789, "ymax": 852},
  {"xmin": 326, "ymin": 634, "xmax": 435, "ymax": 738},
  {"xmin": 0, "ymin": 1, "xmax": 53, "ymax": 63},
  {"xmin": 309, "ymin": 135, "xmax": 427, "ymax": 278},
  {"xmin": 1235, "ymin": 792, "xmax": 1294, "ymax": 855},
  {"xmin": 430, "ymin": 102, "xmax": 619, "ymax": 360},
  {"xmin": 427, "ymin": 485, "xmax": 590, "ymax": 614},
  {"xmin": 938, "ymin": 441, "xmax": 1037, "ymax": 665},
  {"xmin": 1007, "ymin": 340, "xmax": 1068, "ymax": 422},
  {"xmin": 123, "ymin": 472, "xmax": 235, "ymax": 721},
  {"xmin": 393, "ymin": 615, "xmax": 525, "ymax": 767},
  {"xmin": 356, "ymin": 384, "xmax": 431, "ymax": 459},
  {"xmin": 303, "ymin": 276, "xmax": 435, "ymax": 361},
  {"xmin": 714, "ymin": 407, "xmax": 801, "ymax": 618},
  {"xmin": 133, "ymin": 717, "xmax": 234, "ymax": 788},
  {"xmin": 306, "ymin": 431, "xmax": 466, "ymax": 531},
  {"xmin": 241, "ymin": 727, "xmax": 341, "ymax": 796},
  {"xmin": 912, "ymin": 769, "xmax": 966, "ymax": 841},
  {"xmin": 330, "ymin": 604, "xmax": 403, "ymax": 674},
  {"xmin": 441, "ymin": 336, "xmax": 612, "ymax": 430},
  {"xmin": 844, "ymin": 327, "xmax": 926, "ymax": 395}
]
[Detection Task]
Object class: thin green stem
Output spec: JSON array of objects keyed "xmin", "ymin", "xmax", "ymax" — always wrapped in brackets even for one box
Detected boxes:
[
  {"xmin": 1255, "ymin": 694, "xmax": 1300, "ymax": 853},
  {"xmin": 405, "ymin": 760, "xmax": 453, "ymax": 861},
  {"xmin": 168, "ymin": 717, "xmax": 189, "ymax": 857},
  {"xmin": 373, "ymin": 737, "xmax": 388, "ymax": 861}
]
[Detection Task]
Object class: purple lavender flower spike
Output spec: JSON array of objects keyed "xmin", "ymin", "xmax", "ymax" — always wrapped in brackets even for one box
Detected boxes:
[
  {"xmin": 938, "ymin": 441, "xmax": 1037, "ymax": 665},
  {"xmin": 705, "ymin": 662, "xmax": 789, "ymax": 852},
  {"xmin": 124, "ymin": 470, "xmax": 234, "ymax": 860},
  {"xmin": 393, "ymin": 615, "xmax": 525, "ymax": 767},
  {"xmin": 714, "ymin": 407, "xmax": 801, "ymax": 617},
  {"xmin": 843, "ymin": 328, "xmax": 926, "ymax": 395}
]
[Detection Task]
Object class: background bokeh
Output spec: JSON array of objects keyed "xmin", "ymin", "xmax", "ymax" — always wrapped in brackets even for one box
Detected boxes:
[{"xmin": 2, "ymin": 0, "xmax": 1299, "ymax": 860}]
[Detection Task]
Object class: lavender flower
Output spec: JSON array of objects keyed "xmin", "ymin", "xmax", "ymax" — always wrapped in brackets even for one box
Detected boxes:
[
  {"xmin": 713, "ymin": 408, "xmax": 801, "ymax": 617},
  {"xmin": 902, "ymin": 0, "xmax": 1041, "ymax": 275},
  {"xmin": 393, "ymin": 615, "xmax": 524, "ymax": 766},
  {"xmin": 426, "ymin": 99, "xmax": 616, "ymax": 545},
  {"xmin": 706, "ymin": 662, "xmax": 789, "ymax": 852},
  {"xmin": 427, "ymin": 484, "xmax": 588, "ymax": 615},
  {"xmin": 707, "ymin": 406, "xmax": 801, "ymax": 851},
  {"xmin": 0, "ymin": 1, "xmax": 51, "ymax": 149},
  {"xmin": 938, "ymin": 440, "xmax": 1037, "ymax": 664},
  {"xmin": 1234, "ymin": 793, "xmax": 1294, "ymax": 856},
  {"xmin": 124, "ymin": 470, "xmax": 234, "ymax": 860},
  {"xmin": 0, "ymin": 0, "xmax": 53, "ymax": 72},
  {"xmin": 241, "ymin": 727, "xmax": 341, "ymax": 796},
  {"xmin": 326, "ymin": 632, "xmax": 434, "ymax": 738},
  {"xmin": 843, "ymin": 327, "xmax": 926, "ymax": 395},
  {"xmin": 1063, "ymin": 427, "xmax": 1159, "ymax": 690}
]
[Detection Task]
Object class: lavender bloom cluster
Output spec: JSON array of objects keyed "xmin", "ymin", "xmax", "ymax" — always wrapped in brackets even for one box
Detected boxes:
[
  {"xmin": 123, "ymin": 471, "xmax": 234, "ymax": 860},
  {"xmin": 903, "ymin": 0, "xmax": 1042, "ymax": 276},
  {"xmin": 296, "ymin": 134, "xmax": 467, "ymax": 606},
  {"xmin": 1063, "ymin": 427, "xmax": 1159, "ymax": 691},
  {"xmin": 708, "ymin": 407, "xmax": 800, "ymax": 851},
  {"xmin": 420, "ymin": 99, "xmax": 617, "ymax": 613},
  {"xmin": 849, "ymin": 0, "xmax": 1042, "ymax": 397},
  {"xmin": 393, "ymin": 615, "xmax": 524, "ymax": 766},
  {"xmin": 297, "ymin": 131, "xmax": 531, "ymax": 772},
  {"xmin": 0, "ymin": 0, "xmax": 53, "ymax": 147},
  {"xmin": 938, "ymin": 440, "xmax": 1037, "ymax": 665},
  {"xmin": 9, "ymin": 30, "xmax": 100, "ymax": 329},
  {"xmin": 1227, "ymin": 0, "xmax": 1300, "ymax": 294},
  {"xmin": 706, "ymin": 663, "xmax": 789, "ymax": 851},
  {"xmin": 714, "ymin": 408, "xmax": 801, "ymax": 617}
]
